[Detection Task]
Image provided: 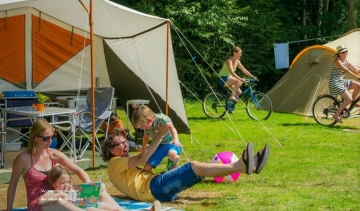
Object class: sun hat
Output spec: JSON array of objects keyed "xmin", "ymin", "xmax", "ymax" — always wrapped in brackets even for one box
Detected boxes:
[{"xmin": 336, "ymin": 45, "xmax": 348, "ymax": 53}]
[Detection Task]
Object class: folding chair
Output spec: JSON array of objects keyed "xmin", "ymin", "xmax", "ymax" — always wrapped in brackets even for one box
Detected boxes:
[
  {"xmin": 56, "ymin": 87, "xmax": 114, "ymax": 159},
  {"xmin": 76, "ymin": 87, "xmax": 114, "ymax": 158}
]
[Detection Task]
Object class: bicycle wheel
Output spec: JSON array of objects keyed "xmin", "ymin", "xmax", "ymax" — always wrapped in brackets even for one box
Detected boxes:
[
  {"xmin": 246, "ymin": 91, "xmax": 272, "ymax": 120},
  {"xmin": 312, "ymin": 95, "xmax": 339, "ymax": 126},
  {"xmin": 202, "ymin": 92, "xmax": 227, "ymax": 119}
]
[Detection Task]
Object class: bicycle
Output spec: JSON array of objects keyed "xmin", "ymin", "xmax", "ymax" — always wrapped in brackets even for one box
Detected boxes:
[
  {"xmin": 202, "ymin": 78, "xmax": 272, "ymax": 120},
  {"xmin": 312, "ymin": 94, "xmax": 360, "ymax": 125}
]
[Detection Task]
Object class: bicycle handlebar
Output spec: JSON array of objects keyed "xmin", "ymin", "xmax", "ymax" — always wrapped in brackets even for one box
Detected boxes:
[{"xmin": 245, "ymin": 78, "xmax": 259, "ymax": 83}]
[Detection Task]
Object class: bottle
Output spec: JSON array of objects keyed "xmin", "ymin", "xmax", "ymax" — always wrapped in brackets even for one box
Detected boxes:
[{"xmin": 166, "ymin": 159, "xmax": 173, "ymax": 171}]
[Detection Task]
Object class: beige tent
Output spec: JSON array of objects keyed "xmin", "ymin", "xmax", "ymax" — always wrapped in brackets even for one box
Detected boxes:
[
  {"xmin": 266, "ymin": 28, "xmax": 360, "ymax": 116},
  {"xmin": 0, "ymin": 0, "xmax": 189, "ymax": 132}
]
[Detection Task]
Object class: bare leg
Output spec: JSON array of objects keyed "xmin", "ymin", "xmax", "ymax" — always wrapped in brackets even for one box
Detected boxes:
[
  {"xmin": 334, "ymin": 90, "xmax": 352, "ymax": 123},
  {"xmin": 89, "ymin": 202, "xmax": 125, "ymax": 211},
  {"xmin": 349, "ymin": 81, "xmax": 360, "ymax": 101},
  {"xmin": 168, "ymin": 149, "xmax": 180, "ymax": 170},
  {"xmin": 144, "ymin": 163, "xmax": 154, "ymax": 172},
  {"xmin": 99, "ymin": 183, "xmax": 123, "ymax": 209},
  {"xmin": 191, "ymin": 144, "xmax": 253, "ymax": 177},
  {"xmin": 42, "ymin": 200, "xmax": 84, "ymax": 211},
  {"xmin": 225, "ymin": 77, "xmax": 243, "ymax": 101}
]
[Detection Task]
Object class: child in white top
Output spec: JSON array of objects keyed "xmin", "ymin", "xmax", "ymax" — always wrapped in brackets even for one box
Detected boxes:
[{"xmin": 38, "ymin": 165, "xmax": 124, "ymax": 211}]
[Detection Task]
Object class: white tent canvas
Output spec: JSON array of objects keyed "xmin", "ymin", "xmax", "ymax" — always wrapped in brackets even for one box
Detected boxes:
[
  {"xmin": 0, "ymin": 0, "xmax": 189, "ymax": 132},
  {"xmin": 266, "ymin": 29, "xmax": 360, "ymax": 116}
]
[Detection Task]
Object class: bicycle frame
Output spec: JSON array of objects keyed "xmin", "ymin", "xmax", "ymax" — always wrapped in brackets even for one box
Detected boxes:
[{"xmin": 202, "ymin": 78, "xmax": 272, "ymax": 120}]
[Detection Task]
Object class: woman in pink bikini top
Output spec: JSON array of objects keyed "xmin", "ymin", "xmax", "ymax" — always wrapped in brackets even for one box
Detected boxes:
[{"xmin": 6, "ymin": 119, "xmax": 121, "ymax": 211}]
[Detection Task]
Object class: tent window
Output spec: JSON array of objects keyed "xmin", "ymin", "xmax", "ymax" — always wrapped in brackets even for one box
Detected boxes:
[{"xmin": 310, "ymin": 62, "xmax": 319, "ymax": 68}]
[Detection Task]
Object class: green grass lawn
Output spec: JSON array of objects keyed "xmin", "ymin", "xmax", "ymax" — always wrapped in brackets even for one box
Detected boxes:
[
  {"xmin": 118, "ymin": 101, "xmax": 360, "ymax": 211},
  {"xmin": 2, "ymin": 101, "xmax": 358, "ymax": 211}
]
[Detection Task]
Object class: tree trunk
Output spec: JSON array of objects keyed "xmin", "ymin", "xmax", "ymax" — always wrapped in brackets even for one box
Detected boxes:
[
  {"xmin": 318, "ymin": 0, "xmax": 324, "ymax": 36},
  {"xmin": 303, "ymin": 0, "xmax": 307, "ymax": 39},
  {"xmin": 324, "ymin": 0, "xmax": 329, "ymax": 11},
  {"xmin": 347, "ymin": 0, "xmax": 357, "ymax": 30}
]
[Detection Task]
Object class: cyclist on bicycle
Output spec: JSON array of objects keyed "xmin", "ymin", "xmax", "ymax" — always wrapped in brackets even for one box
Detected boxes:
[
  {"xmin": 329, "ymin": 45, "xmax": 360, "ymax": 123},
  {"xmin": 218, "ymin": 46, "xmax": 257, "ymax": 110}
]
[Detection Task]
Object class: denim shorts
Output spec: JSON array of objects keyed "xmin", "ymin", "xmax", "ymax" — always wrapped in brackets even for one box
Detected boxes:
[
  {"xmin": 147, "ymin": 143, "xmax": 182, "ymax": 168},
  {"xmin": 218, "ymin": 76, "xmax": 229, "ymax": 87},
  {"xmin": 149, "ymin": 162, "xmax": 204, "ymax": 201}
]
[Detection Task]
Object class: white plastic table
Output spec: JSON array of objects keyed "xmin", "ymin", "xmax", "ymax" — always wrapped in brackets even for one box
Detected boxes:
[{"xmin": 1, "ymin": 106, "xmax": 78, "ymax": 168}]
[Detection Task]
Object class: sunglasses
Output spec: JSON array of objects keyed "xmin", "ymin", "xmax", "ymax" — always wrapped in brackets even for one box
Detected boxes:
[
  {"xmin": 37, "ymin": 135, "xmax": 54, "ymax": 142},
  {"xmin": 111, "ymin": 140, "xmax": 128, "ymax": 148},
  {"xmin": 340, "ymin": 51, "xmax": 348, "ymax": 54}
]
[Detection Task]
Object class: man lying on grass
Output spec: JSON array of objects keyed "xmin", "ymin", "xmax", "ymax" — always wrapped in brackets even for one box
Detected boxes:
[{"xmin": 101, "ymin": 128, "xmax": 270, "ymax": 202}]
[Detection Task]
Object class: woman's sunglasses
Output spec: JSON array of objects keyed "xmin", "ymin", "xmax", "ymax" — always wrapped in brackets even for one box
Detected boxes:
[{"xmin": 37, "ymin": 135, "xmax": 54, "ymax": 142}]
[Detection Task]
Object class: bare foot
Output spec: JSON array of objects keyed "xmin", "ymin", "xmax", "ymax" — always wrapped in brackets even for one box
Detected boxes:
[
  {"xmin": 150, "ymin": 200, "xmax": 161, "ymax": 211},
  {"xmin": 333, "ymin": 115, "xmax": 343, "ymax": 123}
]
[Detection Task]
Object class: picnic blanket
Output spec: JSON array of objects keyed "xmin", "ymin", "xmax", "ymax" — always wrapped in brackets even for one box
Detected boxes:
[{"xmin": 12, "ymin": 197, "xmax": 182, "ymax": 211}]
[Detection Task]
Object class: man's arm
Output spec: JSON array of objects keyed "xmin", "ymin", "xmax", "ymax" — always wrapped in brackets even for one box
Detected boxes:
[{"xmin": 127, "ymin": 127, "xmax": 168, "ymax": 168}]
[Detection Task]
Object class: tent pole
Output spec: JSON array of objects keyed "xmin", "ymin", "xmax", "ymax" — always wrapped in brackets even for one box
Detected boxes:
[
  {"xmin": 165, "ymin": 21, "xmax": 170, "ymax": 115},
  {"xmin": 89, "ymin": 0, "xmax": 96, "ymax": 167},
  {"xmin": 77, "ymin": 0, "xmax": 95, "ymax": 167}
]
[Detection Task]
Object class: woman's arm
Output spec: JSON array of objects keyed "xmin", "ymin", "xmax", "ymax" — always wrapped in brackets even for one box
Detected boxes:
[
  {"xmin": 6, "ymin": 153, "xmax": 26, "ymax": 211},
  {"xmin": 237, "ymin": 60, "xmax": 256, "ymax": 78},
  {"xmin": 335, "ymin": 60, "xmax": 359, "ymax": 78},
  {"xmin": 52, "ymin": 150, "xmax": 91, "ymax": 183},
  {"xmin": 128, "ymin": 127, "xmax": 168, "ymax": 168},
  {"xmin": 348, "ymin": 63, "xmax": 360, "ymax": 77}
]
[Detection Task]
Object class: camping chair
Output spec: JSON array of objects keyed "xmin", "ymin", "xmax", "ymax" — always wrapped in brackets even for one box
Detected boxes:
[{"xmin": 56, "ymin": 87, "xmax": 114, "ymax": 159}]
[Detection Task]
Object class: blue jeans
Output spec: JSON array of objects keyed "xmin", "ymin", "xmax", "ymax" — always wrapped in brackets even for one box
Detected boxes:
[{"xmin": 149, "ymin": 162, "xmax": 204, "ymax": 201}]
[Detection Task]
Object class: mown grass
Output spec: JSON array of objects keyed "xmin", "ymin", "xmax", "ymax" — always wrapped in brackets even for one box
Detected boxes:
[{"xmin": 1, "ymin": 101, "xmax": 359, "ymax": 211}]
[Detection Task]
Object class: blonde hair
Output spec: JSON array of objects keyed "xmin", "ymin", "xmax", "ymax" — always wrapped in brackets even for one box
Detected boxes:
[
  {"xmin": 231, "ymin": 46, "xmax": 241, "ymax": 56},
  {"xmin": 131, "ymin": 104, "xmax": 156, "ymax": 129},
  {"xmin": 28, "ymin": 119, "xmax": 54, "ymax": 152},
  {"xmin": 47, "ymin": 165, "xmax": 71, "ymax": 190}
]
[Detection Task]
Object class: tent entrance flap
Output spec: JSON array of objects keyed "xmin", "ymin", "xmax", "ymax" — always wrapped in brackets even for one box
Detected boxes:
[
  {"xmin": 32, "ymin": 15, "xmax": 91, "ymax": 88},
  {"xmin": 0, "ymin": 15, "xmax": 25, "ymax": 88}
]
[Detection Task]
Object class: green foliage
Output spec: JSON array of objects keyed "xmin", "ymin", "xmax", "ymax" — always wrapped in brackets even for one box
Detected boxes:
[
  {"xmin": 35, "ymin": 92, "xmax": 50, "ymax": 104},
  {"xmin": 112, "ymin": 0, "xmax": 360, "ymax": 98}
]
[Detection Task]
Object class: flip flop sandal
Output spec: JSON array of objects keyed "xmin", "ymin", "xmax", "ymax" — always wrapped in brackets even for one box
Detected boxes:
[
  {"xmin": 254, "ymin": 143, "xmax": 270, "ymax": 174},
  {"xmin": 241, "ymin": 142, "xmax": 254, "ymax": 175}
]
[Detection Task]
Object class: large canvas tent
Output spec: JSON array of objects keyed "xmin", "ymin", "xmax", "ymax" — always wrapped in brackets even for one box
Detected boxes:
[
  {"xmin": 0, "ymin": 0, "xmax": 189, "ymax": 133},
  {"xmin": 266, "ymin": 29, "xmax": 360, "ymax": 116}
]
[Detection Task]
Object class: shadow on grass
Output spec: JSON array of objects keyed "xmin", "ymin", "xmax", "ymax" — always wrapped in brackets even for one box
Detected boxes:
[
  {"xmin": 281, "ymin": 122, "xmax": 322, "ymax": 127},
  {"xmin": 281, "ymin": 122, "xmax": 359, "ymax": 130},
  {"xmin": 187, "ymin": 116, "xmax": 247, "ymax": 122}
]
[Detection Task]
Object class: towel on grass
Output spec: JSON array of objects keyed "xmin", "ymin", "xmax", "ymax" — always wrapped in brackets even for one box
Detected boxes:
[{"xmin": 12, "ymin": 197, "xmax": 182, "ymax": 211}]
